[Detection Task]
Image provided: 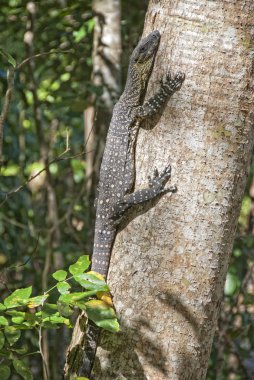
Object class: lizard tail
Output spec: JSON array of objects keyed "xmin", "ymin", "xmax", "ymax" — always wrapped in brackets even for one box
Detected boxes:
[{"xmin": 91, "ymin": 226, "xmax": 116, "ymax": 278}]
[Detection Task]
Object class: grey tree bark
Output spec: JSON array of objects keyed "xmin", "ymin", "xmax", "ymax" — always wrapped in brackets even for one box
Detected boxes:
[{"xmin": 93, "ymin": 1, "xmax": 254, "ymax": 379}]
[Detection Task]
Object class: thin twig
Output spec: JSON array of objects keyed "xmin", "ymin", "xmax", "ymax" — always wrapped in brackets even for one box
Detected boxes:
[
  {"xmin": 38, "ymin": 326, "xmax": 49, "ymax": 380},
  {"xmin": 0, "ymin": 235, "xmax": 41, "ymax": 295},
  {"xmin": 0, "ymin": 148, "xmax": 94, "ymax": 207},
  {"xmin": 16, "ymin": 49, "xmax": 72, "ymax": 70},
  {"xmin": 0, "ymin": 48, "xmax": 71, "ymax": 169},
  {"xmin": 1, "ymin": 214, "xmax": 28, "ymax": 229},
  {"xmin": 9, "ymin": 234, "xmax": 40, "ymax": 269}
]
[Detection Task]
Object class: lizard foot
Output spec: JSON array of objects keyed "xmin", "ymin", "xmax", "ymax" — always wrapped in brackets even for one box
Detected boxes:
[
  {"xmin": 148, "ymin": 165, "xmax": 176, "ymax": 194},
  {"xmin": 161, "ymin": 72, "xmax": 185, "ymax": 95}
]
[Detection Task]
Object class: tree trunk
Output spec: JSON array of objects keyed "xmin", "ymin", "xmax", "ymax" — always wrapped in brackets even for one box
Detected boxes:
[{"xmin": 93, "ymin": 1, "xmax": 254, "ymax": 379}]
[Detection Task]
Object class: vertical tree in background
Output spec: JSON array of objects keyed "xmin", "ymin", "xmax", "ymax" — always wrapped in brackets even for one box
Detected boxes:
[
  {"xmin": 24, "ymin": 3, "xmax": 63, "ymax": 379},
  {"xmin": 92, "ymin": 1, "xmax": 254, "ymax": 379},
  {"xmin": 84, "ymin": 0, "xmax": 121, "ymax": 230}
]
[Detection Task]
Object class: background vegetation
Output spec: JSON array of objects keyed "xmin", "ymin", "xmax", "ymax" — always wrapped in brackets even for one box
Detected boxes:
[{"xmin": 0, "ymin": 1, "xmax": 253, "ymax": 379}]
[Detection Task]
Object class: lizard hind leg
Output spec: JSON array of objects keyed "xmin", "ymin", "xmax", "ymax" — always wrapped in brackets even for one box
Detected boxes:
[{"xmin": 119, "ymin": 164, "xmax": 177, "ymax": 212}]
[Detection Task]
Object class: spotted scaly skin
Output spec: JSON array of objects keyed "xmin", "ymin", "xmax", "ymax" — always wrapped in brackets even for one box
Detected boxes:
[{"xmin": 92, "ymin": 30, "xmax": 185, "ymax": 278}]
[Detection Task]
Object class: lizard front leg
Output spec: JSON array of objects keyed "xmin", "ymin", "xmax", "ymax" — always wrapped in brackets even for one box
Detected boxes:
[{"xmin": 135, "ymin": 72, "xmax": 185, "ymax": 119}]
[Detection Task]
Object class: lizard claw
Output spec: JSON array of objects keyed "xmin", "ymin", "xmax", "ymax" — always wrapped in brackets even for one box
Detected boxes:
[
  {"xmin": 148, "ymin": 167, "xmax": 159, "ymax": 187},
  {"xmin": 174, "ymin": 72, "xmax": 185, "ymax": 88},
  {"xmin": 163, "ymin": 184, "xmax": 177, "ymax": 194},
  {"xmin": 162, "ymin": 71, "xmax": 185, "ymax": 94},
  {"xmin": 148, "ymin": 164, "xmax": 172, "ymax": 189}
]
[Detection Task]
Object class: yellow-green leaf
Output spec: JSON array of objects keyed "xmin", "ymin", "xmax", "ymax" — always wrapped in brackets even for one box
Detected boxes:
[
  {"xmin": 4, "ymin": 287, "xmax": 32, "ymax": 309},
  {"xmin": 0, "ymin": 303, "xmax": 6, "ymax": 311},
  {"xmin": 69, "ymin": 255, "xmax": 90, "ymax": 275},
  {"xmin": 27, "ymin": 295, "xmax": 48, "ymax": 308},
  {"xmin": 74, "ymin": 272, "xmax": 108, "ymax": 292},
  {"xmin": 84, "ymin": 300, "xmax": 119, "ymax": 333},
  {"xmin": 0, "ymin": 316, "xmax": 8, "ymax": 326}
]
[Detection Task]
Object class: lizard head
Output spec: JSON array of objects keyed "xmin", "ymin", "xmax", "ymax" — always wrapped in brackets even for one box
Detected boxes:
[{"xmin": 130, "ymin": 30, "xmax": 161, "ymax": 86}]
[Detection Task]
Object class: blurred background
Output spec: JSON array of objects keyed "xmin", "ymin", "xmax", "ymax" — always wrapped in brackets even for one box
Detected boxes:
[{"xmin": 0, "ymin": 1, "xmax": 253, "ymax": 379}]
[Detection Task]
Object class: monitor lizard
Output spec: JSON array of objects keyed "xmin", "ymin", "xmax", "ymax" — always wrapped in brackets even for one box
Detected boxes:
[{"xmin": 92, "ymin": 29, "xmax": 185, "ymax": 277}]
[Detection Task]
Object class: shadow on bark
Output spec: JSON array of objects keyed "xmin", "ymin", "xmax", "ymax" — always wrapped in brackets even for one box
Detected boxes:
[
  {"xmin": 92, "ymin": 290, "xmax": 205, "ymax": 379},
  {"xmin": 92, "ymin": 319, "xmax": 168, "ymax": 379}
]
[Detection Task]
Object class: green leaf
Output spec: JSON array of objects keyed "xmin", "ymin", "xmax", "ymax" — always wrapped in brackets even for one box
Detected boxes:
[
  {"xmin": 6, "ymin": 310, "xmax": 24, "ymax": 317},
  {"xmin": 85, "ymin": 300, "xmax": 116, "ymax": 319},
  {"xmin": 24, "ymin": 312, "xmax": 40, "ymax": 326},
  {"xmin": 42, "ymin": 314, "xmax": 70, "ymax": 326},
  {"xmin": 0, "ymin": 331, "xmax": 5, "ymax": 350},
  {"xmin": 12, "ymin": 316, "xmax": 25, "ymax": 324},
  {"xmin": 70, "ymin": 159, "xmax": 86, "ymax": 183},
  {"xmin": 224, "ymin": 273, "xmax": 238, "ymax": 296},
  {"xmin": 59, "ymin": 291, "xmax": 96, "ymax": 305},
  {"xmin": 6, "ymin": 310, "xmax": 25, "ymax": 324},
  {"xmin": 1, "ymin": 164, "xmax": 20, "ymax": 176},
  {"xmin": 4, "ymin": 286, "xmax": 32, "ymax": 309},
  {"xmin": 52, "ymin": 270, "xmax": 68, "ymax": 281},
  {"xmin": 27, "ymin": 295, "xmax": 48, "ymax": 308},
  {"xmin": 0, "ymin": 364, "xmax": 10, "ymax": 380},
  {"xmin": 87, "ymin": 18, "xmax": 95, "ymax": 33},
  {"xmin": 84, "ymin": 300, "xmax": 119, "ymax": 333},
  {"xmin": 60, "ymin": 72, "xmax": 70, "ymax": 82},
  {"xmin": 13, "ymin": 359, "xmax": 33, "ymax": 380},
  {"xmin": 4, "ymin": 326, "xmax": 21, "ymax": 345},
  {"xmin": 69, "ymin": 255, "xmax": 90, "ymax": 275},
  {"xmin": 0, "ymin": 303, "xmax": 6, "ymax": 311},
  {"xmin": 94, "ymin": 318, "xmax": 120, "ymax": 332},
  {"xmin": 73, "ymin": 26, "xmax": 86, "ymax": 43},
  {"xmin": 25, "ymin": 161, "xmax": 44, "ymax": 176},
  {"xmin": 56, "ymin": 281, "xmax": 71, "ymax": 294},
  {"xmin": 74, "ymin": 272, "xmax": 109, "ymax": 292},
  {"xmin": 12, "ymin": 346, "xmax": 28, "ymax": 355},
  {"xmin": 0, "ymin": 48, "xmax": 16, "ymax": 67},
  {"xmin": 41, "ymin": 303, "xmax": 58, "ymax": 318},
  {"xmin": 57, "ymin": 301, "xmax": 73, "ymax": 317},
  {"xmin": 0, "ymin": 316, "xmax": 8, "ymax": 326}
]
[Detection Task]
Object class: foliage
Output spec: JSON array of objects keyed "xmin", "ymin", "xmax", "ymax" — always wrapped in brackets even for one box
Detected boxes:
[{"xmin": 0, "ymin": 255, "xmax": 118, "ymax": 379}]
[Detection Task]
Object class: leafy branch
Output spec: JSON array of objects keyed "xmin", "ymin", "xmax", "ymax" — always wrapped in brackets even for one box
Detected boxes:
[{"xmin": 0, "ymin": 255, "xmax": 118, "ymax": 380}]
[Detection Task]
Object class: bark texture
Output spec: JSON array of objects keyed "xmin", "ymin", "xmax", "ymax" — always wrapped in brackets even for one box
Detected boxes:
[{"xmin": 93, "ymin": 1, "xmax": 254, "ymax": 379}]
